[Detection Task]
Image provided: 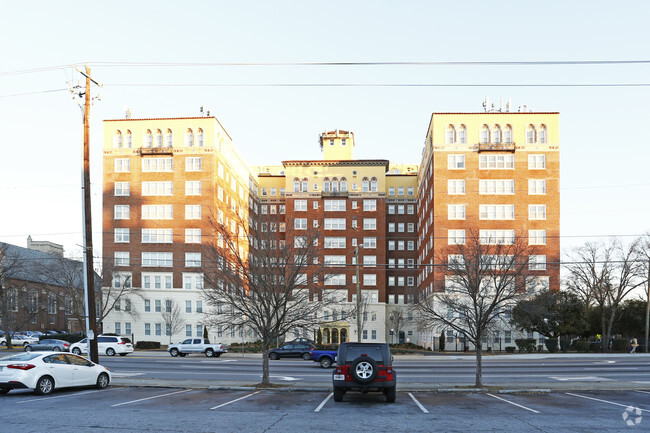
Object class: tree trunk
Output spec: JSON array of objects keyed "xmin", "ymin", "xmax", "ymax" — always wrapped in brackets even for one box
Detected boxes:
[
  {"xmin": 601, "ymin": 312, "xmax": 608, "ymax": 353},
  {"xmin": 475, "ymin": 344, "xmax": 483, "ymax": 388},
  {"xmin": 261, "ymin": 340, "xmax": 270, "ymax": 386}
]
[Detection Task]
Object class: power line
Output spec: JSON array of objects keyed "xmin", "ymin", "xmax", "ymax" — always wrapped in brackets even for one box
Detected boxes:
[
  {"xmin": 0, "ymin": 88, "xmax": 68, "ymax": 98},
  {"xmin": 105, "ymin": 82, "xmax": 650, "ymax": 88}
]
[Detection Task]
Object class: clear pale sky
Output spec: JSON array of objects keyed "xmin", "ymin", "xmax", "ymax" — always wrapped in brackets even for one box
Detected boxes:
[{"xmin": 1, "ymin": 0, "xmax": 649, "ymax": 260}]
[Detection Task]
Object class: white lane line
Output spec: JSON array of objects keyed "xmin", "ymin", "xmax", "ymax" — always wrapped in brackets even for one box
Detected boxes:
[
  {"xmin": 408, "ymin": 393, "xmax": 429, "ymax": 413},
  {"xmin": 566, "ymin": 393, "xmax": 650, "ymax": 413},
  {"xmin": 314, "ymin": 393, "xmax": 333, "ymax": 412},
  {"xmin": 634, "ymin": 390, "xmax": 650, "ymax": 395},
  {"xmin": 16, "ymin": 389, "xmax": 104, "ymax": 404},
  {"xmin": 111, "ymin": 389, "xmax": 191, "ymax": 407},
  {"xmin": 486, "ymin": 393, "xmax": 540, "ymax": 414},
  {"xmin": 210, "ymin": 391, "xmax": 261, "ymax": 410}
]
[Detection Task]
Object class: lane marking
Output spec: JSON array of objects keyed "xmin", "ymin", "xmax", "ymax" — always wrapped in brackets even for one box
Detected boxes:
[
  {"xmin": 548, "ymin": 376, "xmax": 612, "ymax": 381},
  {"xmin": 566, "ymin": 392, "xmax": 650, "ymax": 413},
  {"xmin": 635, "ymin": 390, "xmax": 650, "ymax": 395},
  {"xmin": 314, "ymin": 393, "xmax": 333, "ymax": 412},
  {"xmin": 111, "ymin": 389, "xmax": 191, "ymax": 407},
  {"xmin": 210, "ymin": 391, "xmax": 261, "ymax": 410},
  {"xmin": 16, "ymin": 389, "xmax": 105, "ymax": 404},
  {"xmin": 486, "ymin": 393, "xmax": 540, "ymax": 414},
  {"xmin": 408, "ymin": 392, "xmax": 429, "ymax": 413}
]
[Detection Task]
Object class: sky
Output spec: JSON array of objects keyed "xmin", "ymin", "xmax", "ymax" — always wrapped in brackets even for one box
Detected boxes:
[{"xmin": 1, "ymin": 0, "xmax": 650, "ymax": 262}]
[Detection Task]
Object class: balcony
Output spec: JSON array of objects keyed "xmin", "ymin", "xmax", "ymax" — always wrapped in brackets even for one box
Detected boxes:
[
  {"xmin": 321, "ymin": 191, "xmax": 349, "ymax": 198},
  {"xmin": 477, "ymin": 142, "xmax": 515, "ymax": 152},
  {"xmin": 139, "ymin": 147, "xmax": 174, "ymax": 156}
]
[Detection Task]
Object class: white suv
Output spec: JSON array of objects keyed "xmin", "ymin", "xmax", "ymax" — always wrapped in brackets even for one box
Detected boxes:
[{"xmin": 70, "ymin": 335, "xmax": 134, "ymax": 356}]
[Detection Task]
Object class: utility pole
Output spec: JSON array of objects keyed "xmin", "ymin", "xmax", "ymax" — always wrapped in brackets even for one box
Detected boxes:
[
  {"xmin": 355, "ymin": 245, "xmax": 362, "ymax": 342},
  {"xmin": 645, "ymin": 258, "xmax": 649, "ymax": 353},
  {"xmin": 72, "ymin": 64, "xmax": 101, "ymax": 363}
]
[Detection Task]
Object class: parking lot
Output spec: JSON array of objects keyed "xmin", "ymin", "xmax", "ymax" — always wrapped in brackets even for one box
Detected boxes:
[{"xmin": 1, "ymin": 386, "xmax": 648, "ymax": 432}]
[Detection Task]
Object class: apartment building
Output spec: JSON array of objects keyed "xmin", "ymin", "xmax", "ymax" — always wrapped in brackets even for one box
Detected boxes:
[{"xmin": 416, "ymin": 110, "xmax": 560, "ymax": 349}]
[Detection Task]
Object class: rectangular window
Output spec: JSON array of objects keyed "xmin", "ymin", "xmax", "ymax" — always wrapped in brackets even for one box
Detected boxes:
[
  {"xmin": 114, "ymin": 205, "xmax": 130, "ymax": 220},
  {"xmin": 448, "ymin": 154, "xmax": 465, "ymax": 169},
  {"xmin": 324, "ymin": 218, "xmax": 346, "ymax": 230},
  {"xmin": 294, "ymin": 200, "xmax": 307, "ymax": 211},
  {"xmin": 408, "ymin": 187, "xmax": 414, "ymax": 196},
  {"xmin": 114, "ymin": 158, "xmax": 130, "ymax": 172},
  {"xmin": 155, "ymin": 323, "xmax": 162, "ymax": 336},
  {"xmin": 144, "ymin": 300, "xmax": 151, "ymax": 312},
  {"xmin": 185, "ymin": 205, "xmax": 201, "ymax": 219},
  {"xmin": 448, "ymin": 204, "xmax": 466, "ymax": 220},
  {"xmin": 529, "ymin": 255, "xmax": 547, "ymax": 270},
  {"xmin": 529, "ymin": 229, "xmax": 547, "ymax": 245},
  {"xmin": 528, "ymin": 179, "xmax": 546, "ymax": 195},
  {"xmin": 363, "ymin": 256, "xmax": 377, "ymax": 267},
  {"xmin": 324, "ymin": 255, "xmax": 346, "ymax": 267},
  {"xmin": 324, "ymin": 237, "xmax": 346, "ymax": 248},
  {"xmin": 114, "ymin": 228, "xmax": 130, "ymax": 243},
  {"xmin": 528, "ymin": 154, "xmax": 546, "ymax": 169},
  {"xmin": 448, "ymin": 229, "xmax": 465, "ymax": 245},
  {"xmin": 479, "ymin": 154, "xmax": 514, "ymax": 169},
  {"xmin": 294, "ymin": 218, "xmax": 307, "ymax": 230},
  {"xmin": 186, "ymin": 324, "xmax": 192, "ymax": 337},
  {"xmin": 142, "ymin": 158, "xmax": 173, "ymax": 172},
  {"xmin": 114, "ymin": 252, "xmax": 129, "ymax": 267},
  {"xmin": 325, "ymin": 274, "xmax": 346, "ymax": 285},
  {"xmin": 526, "ymin": 276, "xmax": 550, "ymax": 293},
  {"xmin": 144, "ymin": 323, "xmax": 151, "ymax": 336},
  {"xmin": 196, "ymin": 301, "xmax": 203, "ymax": 314},
  {"xmin": 528, "ymin": 204, "xmax": 546, "ymax": 220},
  {"xmin": 388, "ymin": 241, "xmax": 395, "ymax": 250},
  {"xmin": 185, "ymin": 252, "xmax": 201, "ymax": 267},
  {"xmin": 388, "ymin": 205, "xmax": 395, "ymax": 215},
  {"xmin": 142, "ymin": 181, "xmax": 173, "ymax": 196},
  {"xmin": 479, "ymin": 204, "xmax": 515, "ymax": 220},
  {"xmin": 185, "ymin": 181, "xmax": 201, "ymax": 196},
  {"xmin": 480, "ymin": 229, "xmax": 515, "ymax": 245},
  {"xmin": 398, "ymin": 187, "xmax": 405, "ymax": 196},
  {"xmin": 141, "ymin": 205, "xmax": 172, "ymax": 220},
  {"xmin": 363, "ymin": 218, "xmax": 376, "ymax": 230},
  {"xmin": 182, "ymin": 273, "xmax": 203, "ymax": 290},
  {"xmin": 398, "ymin": 205, "xmax": 405, "ymax": 215},
  {"xmin": 407, "ymin": 241, "xmax": 415, "ymax": 250},
  {"xmin": 363, "ymin": 200, "xmax": 376, "ymax": 211},
  {"xmin": 371, "ymin": 330, "xmax": 377, "ymax": 340},
  {"xmin": 142, "ymin": 228, "xmax": 173, "ymax": 243},
  {"xmin": 185, "ymin": 157, "xmax": 202, "ymax": 171},
  {"xmin": 115, "ymin": 323, "xmax": 121, "ymax": 335},
  {"xmin": 407, "ymin": 223, "xmax": 415, "ymax": 232},
  {"xmin": 324, "ymin": 200, "xmax": 346, "ymax": 211},
  {"xmin": 388, "ymin": 187, "xmax": 395, "ymax": 196},
  {"xmin": 448, "ymin": 179, "xmax": 465, "ymax": 195},
  {"xmin": 479, "ymin": 179, "xmax": 515, "ymax": 195},
  {"xmin": 185, "ymin": 228, "xmax": 201, "ymax": 243},
  {"xmin": 142, "ymin": 252, "xmax": 173, "ymax": 267},
  {"xmin": 185, "ymin": 301, "xmax": 192, "ymax": 313},
  {"xmin": 407, "ymin": 205, "xmax": 415, "ymax": 215},
  {"xmin": 363, "ymin": 274, "xmax": 377, "ymax": 286},
  {"xmin": 114, "ymin": 182, "xmax": 130, "ymax": 196}
]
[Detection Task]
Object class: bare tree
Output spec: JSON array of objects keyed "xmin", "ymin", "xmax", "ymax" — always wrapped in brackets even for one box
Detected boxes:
[
  {"xmin": 201, "ymin": 213, "xmax": 337, "ymax": 386},
  {"xmin": 639, "ymin": 233, "xmax": 650, "ymax": 353},
  {"xmin": 415, "ymin": 230, "xmax": 538, "ymax": 387},
  {"xmin": 161, "ymin": 299, "xmax": 185, "ymax": 344},
  {"xmin": 386, "ymin": 306, "xmax": 406, "ymax": 345},
  {"xmin": 565, "ymin": 238, "xmax": 645, "ymax": 352},
  {"xmin": 98, "ymin": 259, "xmax": 142, "ymax": 327}
]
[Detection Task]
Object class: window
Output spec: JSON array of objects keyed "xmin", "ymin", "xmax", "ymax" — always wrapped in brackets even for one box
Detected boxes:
[
  {"xmin": 197, "ymin": 128, "xmax": 204, "ymax": 147},
  {"xmin": 324, "ymin": 237, "xmax": 346, "ymax": 248},
  {"xmin": 529, "ymin": 255, "xmax": 547, "ymax": 271},
  {"xmin": 479, "ymin": 204, "xmax": 515, "ymax": 220},
  {"xmin": 479, "ymin": 154, "xmax": 514, "ymax": 169},
  {"xmin": 458, "ymin": 124, "xmax": 467, "ymax": 143},
  {"xmin": 388, "ymin": 205, "xmax": 395, "ymax": 214},
  {"xmin": 529, "ymin": 229, "xmax": 547, "ymax": 245},
  {"xmin": 503, "ymin": 124, "xmax": 513, "ymax": 144},
  {"xmin": 407, "ymin": 223, "xmax": 415, "ymax": 232},
  {"xmin": 142, "ymin": 205, "xmax": 173, "ymax": 219},
  {"xmin": 528, "ymin": 154, "xmax": 546, "ymax": 169},
  {"xmin": 185, "ymin": 181, "xmax": 201, "ymax": 195},
  {"xmin": 294, "ymin": 200, "xmax": 307, "ymax": 211},
  {"xmin": 155, "ymin": 129, "xmax": 163, "ymax": 147},
  {"xmin": 185, "ymin": 129, "xmax": 194, "ymax": 147},
  {"xmin": 526, "ymin": 124, "xmax": 536, "ymax": 144},
  {"xmin": 324, "ymin": 255, "xmax": 346, "ymax": 267},
  {"xmin": 185, "ymin": 205, "xmax": 201, "ymax": 219},
  {"xmin": 142, "ymin": 181, "xmax": 173, "ymax": 196},
  {"xmin": 142, "ymin": 252, "xmax": 173, "ymax": 267},
  {"xmin": 144, "ymin": 129, "xmax": 153, "ymax": 148},
  {"xmin": 529, "ymin": 204, "xmax": 547, "ymax": 220},
  {"xmin": 397, "ymin": 241, "xmax": 405, "ymax": 250},
  {"xmin": 388, "ymin": 241, "xmax": 395, "ymax": 250},
  {"xmin": 142, "ymin": 273, "xmax": 173, "ymax": 289},
  {"xmin": 407, "ymin": 205, "xmax": 415, "ymax": 214},
  {"xmin": 388, "ymin": 187, "xmax": 395, "ymax": 196},
  {"xmin": 114, "ymin": 205, "xmax": 130, "ymax": 219},
  {"xmin": 185, "ymin": 229, "xmax": 201, "ymax": 243},
  {"xmin": 114, "ymin": 228, "xmax": 130, "ymax": 243},
  {"xmin": 408, "ymin": 187, "xmax": 414, "ymax": 196},
  {"xmin": 114, "ymin": 182, "xmax": 130, "ymax": 196},
  {"xmin": 113, "ymin": 130, "xmax": 123, "ymax": 148},
  {"xmin": 538, "ymin": 125, "xmax": 547, "ymax": 144},
  {"xmin": 142, "ymin": 158, "xmax": 173, "ymax": 172},
  {"xmin": 294, "ymin": 218, "xmax": 307, "ymax": 230},
  {"xmin": 363, "ymin": 218, "xmax": 376, "ymax": 230},
  {"xmin": 397, "ymin": 205, "xmax": 405, "ymax": 215},
  {"xmin": 324, "ymin": 218, "xmax": 346, "ymax": 230},
  {"xmin": 491, "ymin": 125, "xmax": 502, "ymax": 144},
  {"xmin": 363, "ymin": 256, "xmax": 377, "ymax": 267},
  {"xmin": 447, "ymin": 179, "xmax": 465, "ymax": 195},
  {"xmin": 388, "ymin": 223, "xmax": 395, "ymax": 233},
  {"xmin": 185, "ymin": 252, "xmax": 201, "ymax": 267},
  {"xmin": 526, "ymin": 276, "xmax": 550, "ymax": 293},
  {"xmin": 185, "ymin": 301, "xmax": 192, "ymax": 314},
  {"xmin": 479, "ymin": 179, "xmax": 514, "ymax": 195},
  {"xmin": 183, "ymin": 273, "xmax": 203, "ymax": 290},
  {"xmin": 185, "ymin": 157, "xmax": 202, "ymax": 171},
  {"xmin": 114, "ymin": 252, "xmax": 129, "ymax": 267},
  {"xmin": 324, "ymin": 200, "xmax": 346, "ymax": 211},
  {"xmin": 448, "ymin": 204, "xmax": 466, "ymax": 220},
  {"xmin": 446, "ymin": 124, "xmax": 456, "ymax": 144},
  {"xmin": 142, "ymin": 228, "xmax": 173, "ymax": 243},
  {"xmin": 448, "ymin": 155, "xmax": 465, "ymax": 169},
  {"xmin": 165, "ymin": 129, "xmax": 173, "ymax": 147},
  {"xmin": 196, "ymin": 301, "xmax": 203, "ymax": 314},
  {"xmin": 480, "ymin": 124, "xmax": 490, "ymax": 144},
  {"xmin": 325, "ymin": 274, "xmax": 346, "ymax": 286},
  {"xmin": 398, "ymin": 187, "xmax": 405, "ymax": 196},
  {"xmin": 145, "ymin": 323, "xmax": 151, "ymax": 335},
  {"xmin": 370, "ymin": 177, "xmax": 378, "ymax": 192},
  {"xmin": 363, "ymin": 200, "xmax": 376, "ymax": 211},
  {"xmin": 448, "ymin": 229, "xmax": 465, "ymax": 245},
  {"xmin": 407, "ymin": 241, "xmax": 415, "ymax": 250},
  {"xmin": 528, "ymin": 179, "xmax": 546, "ymax": 195},
  {"xmin": 114, "ymin": 158, "xmax": 130, "ymax": 172},
  {"xmin": 363, "ymin": 274, "xmax": 377, "ymax": 286},
  {"xmin": 480, "ymin": 229, "xmax": 515, "ymax": 245},
  {"xmin": 144, "ymin": 300, "xmax": 151, "ymax": 312}
]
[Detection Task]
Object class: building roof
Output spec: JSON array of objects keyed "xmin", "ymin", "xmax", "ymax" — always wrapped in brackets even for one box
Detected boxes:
[
  {"xmin": 103, "ymin": 116, "xmax": 233, "ymax": 141},
  {"xmin": 282, "ymin": 159, "xmax": 390, "ymax": 168}
]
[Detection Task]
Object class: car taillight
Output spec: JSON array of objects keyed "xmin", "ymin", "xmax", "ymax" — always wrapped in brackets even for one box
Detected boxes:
[
  {"xmin": 8, "ymin": 364, "xmax": 36, "ymax": 370},
  {"xmin": 118, "ymin": 341, "xmax": 125, "ymax": 345}
]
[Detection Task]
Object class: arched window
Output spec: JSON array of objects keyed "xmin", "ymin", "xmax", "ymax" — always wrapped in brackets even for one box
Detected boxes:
[
  {"xmin": 197, "ymin": 128, "xmax": 204, "ymax": 147},
  {"xmin": 458, "ymin": 125, "xmax": 467, "ymax": 144},
  {"xmin": 446, "ymin": 124, "xmax": 456, "ymax": 144},
  {"xmin": 113, "ymin": 130, "xmax": 123, "ymax": 148},
  {"xmin": 323, "ymin": 177, "xmax": 330, "ymax": 192},
  {"xmin": 538, "ymin": 124, "xmax": 547, "ymax": 144},
  {"xmin": 503, "ymin": 124, "xmax": 513, "ymax": 144},
  {"xmin": 125, "ymin": 130, "xmax": 132, "ymax": 148},
  {"xmin": 491, "ymin": 125, "xmax": 501, "ymax": 144},
  {"xmin": 331, "ymin": 177, "xmax": 339, "ymax": 192},
  {"xmin": 293, "ymin": 177, "xmax": 300, "ymax": 192},
  {"xmin": 526, "ymin": 124, "xmax": 536, "ymax": 144},
  {"xmin": 370, "ymin": 177, "xmax": 378, "ymax": 192},
  {"xmin": 144, "ymin": 129, "xmax": 153, "ymax": 148},
  {"xmin": 301, "ymin": 178, "xmax": 308, "ymax": 192},
  {"xmin": 155, "ymin": 129, "xmax": 163, "ymax": 147},
  {"xmin": 28, "ymin": 290, "xmax": 38, "ymax": 313},
  {"xmin": 362, "ymin": 177, "xmax": 370, "ymax": 192},
  {"xmin": 185, "ymin": 128, "xmax": 194, "ymax": 147},
  {"xmin": 340, "ymin": 177, "xmax": 348, "ymax": 192},
  {"xmin": 480, "ymin": 124, "xmax": 490, "ymax": 144},
  {"xmin": 165, "ymin": 129, "xmax": 173, "ymax": 147}
]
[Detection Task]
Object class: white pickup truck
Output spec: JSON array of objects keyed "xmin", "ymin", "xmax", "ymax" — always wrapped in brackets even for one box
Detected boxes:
[{"xmin": 168, "ymin": 338, "xmax": 227, "ymax": 358}]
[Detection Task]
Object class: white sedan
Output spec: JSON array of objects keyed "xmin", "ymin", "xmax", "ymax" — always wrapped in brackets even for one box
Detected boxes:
[
  {"xmin": 0, "ymin": 352, "xmax": 111, "ymax": 395},
  {"xmin": 1, "ymin": 335, "xmax": 39, "ymax": 346}
]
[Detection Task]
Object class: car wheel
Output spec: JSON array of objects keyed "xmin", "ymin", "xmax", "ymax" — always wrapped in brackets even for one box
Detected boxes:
[
  {"xmin": 52, "ymin": 346, "xmax": 61, "ymax": 352},
  {"xmin": 170, "ymin": 348, "xmax": 179, "ymax": 357},
  {"xmin": 0, "ymin": 388, "xmax": 10, "ymax": 395},
  {"xmin": 96, "ymin": 373, "xmax": 109, "ymax": 390},
  {"xmin": 24, "ymin": 345, "xmax": 33, "ymax": 352},
  {"xmin": 214, "ymin": 353, "xmax": 221, "ymax": 358},
  {"xmin": 106, "ymin": 348, "xmax": 116, "ymax": 356},
  {"xmin": 119, "ymin": 353, "xmax": 127, "ymax": 356},
  {"xmin": 35, "ymin": 376, "xmax": 54, "ymax": 395},
  {"xmin": 179, "ymin": 353, "xmax": 187, "ymax": 357},
  {"xmin": 269, "ymin": 352, "xmax": 279, "ymax": 360},
  {"xmin": 350, "ymin": 356, "xmax": 379, "ymax": 384},
  {"xmin": 205, "ymin": 349, "xmax": 214, "ymax": 357},
  {"xmin": 23, "ymin": 342, "xmax": 29, "ymax": 347},
  {"xmin": 72, "ymin": 348, "xmax": 82, "ymax": 355},
  {"xmin": 320, "ymin": 357, "xmax": 332, "ymax": 368},
  {"xmin": 302, "ymin": 352, "xmax": 311, "ymax": 361},
  {"xmin": 333, "ymin": 387, "xmax": 345, "ymax": 402},
  {"xmin": 385, "ymin": 386, "xmax": 396, "ymax": 403}
]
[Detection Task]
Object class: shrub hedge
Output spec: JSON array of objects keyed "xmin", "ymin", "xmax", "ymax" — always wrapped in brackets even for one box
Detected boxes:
[
  {"xmin": 135, "ymin": 341, "xmax": 161, "ymax": 350},
  {"xmin": 515, "ymin": 338, "xmax": 537, "ymax": 353}
]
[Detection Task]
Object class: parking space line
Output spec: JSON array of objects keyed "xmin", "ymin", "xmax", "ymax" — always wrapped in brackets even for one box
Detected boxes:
[
  {"xmin": 209, "ymin": 391, "xmax": 261, "ymax": 410},
  {"xmin": 314, "ymin": 393, "xmax": 333, "ymax": 412},
  {"xmin": 486, "ymin": 393, "xmax": 540, "ymax": 414},
  {"xmin": 566, "ymin": 392, "xmax": 650, "ymax": 413},
  {"xmin": 16, "ymin": 389, "xmax": 106, "ymax": 404},
  {"xmin": 408, "ymin": 393, "xmax": 429, "ymax": 413},
  {"xmin": 635, "ymin": 390, "xmax": 650, "ymax": 395},
  {"xmin": 111, "ymin": 389, "xmax": 191, "ymax": 407}
]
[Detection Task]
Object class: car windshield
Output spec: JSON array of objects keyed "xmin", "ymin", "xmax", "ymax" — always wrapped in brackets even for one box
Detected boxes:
[
  {"xmin": 344, "ymin": 346, "xmax": 385, "ymax": 364},
  {"xmin": 0, "ymin": 353, "xmax": 42, "ymax": 362}
]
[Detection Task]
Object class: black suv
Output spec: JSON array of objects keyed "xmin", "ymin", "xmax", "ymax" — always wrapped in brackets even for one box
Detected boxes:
[
  {"xmin": 332, "ymin": 342, "xmax": 396, "ymax": 403},
  {"xmin": 268, "ymin": 343, "xmax": 316, "ymax": 360}
]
